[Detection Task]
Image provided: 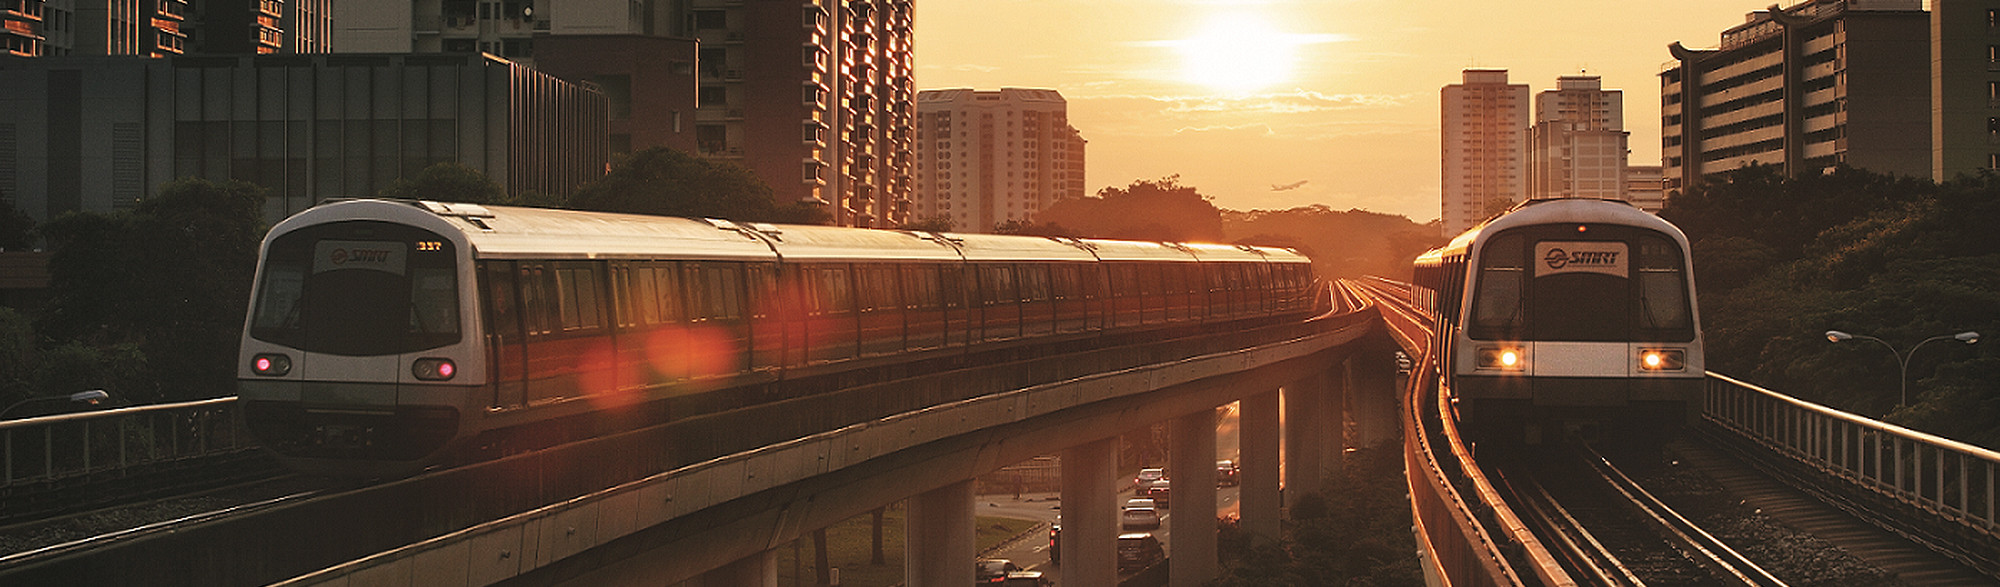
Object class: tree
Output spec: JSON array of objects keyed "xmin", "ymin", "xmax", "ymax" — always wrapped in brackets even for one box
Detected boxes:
[
  {"xmin": 991, "ymin": 219, "xmax": 1071, "ymax": 236},
  {"xmin": 1034, "ymin": 175, "xmax": 1225, "ymax": 241},
  {"xmin": 1480, "ymin": 196, "xmax": 1517, "ymax": 220},
  {"xmin": 901, "ymin": 215, "xmax": 954, "ymax": 232},
  {"xmin": 36, "ymin": 178, "xmax": 267, "ymax": 403},
  {"xmin": 380, "ymin": 161, "xmax": 505, "ymax": 204},
  {"xmin": 569, "ymin": 147, "xmax": 829, "ymax": 224}
]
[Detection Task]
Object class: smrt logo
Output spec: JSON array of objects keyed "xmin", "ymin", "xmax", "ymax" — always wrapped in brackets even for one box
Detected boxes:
[
  {"xmin": 1544, "ymin": 248, "xmax": 1619, "ymax": 270},
  {"xmin": 330, "ymin": 248, "xmax": 392, "ymax": 265}
]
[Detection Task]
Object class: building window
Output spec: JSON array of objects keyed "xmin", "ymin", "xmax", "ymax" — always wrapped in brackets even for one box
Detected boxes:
[
  {"xmin": 1989, "ymin": 153, "xmax": 2000, "ymax": 169},
  {"xmin": 693, "ymin": 10, "xmax": 726, "ymax": 30},
  {"xmin": 700, "ymin": 85, "xmax": 727, "ymax": 107},
  {"xmin": 697, "ymin": 124, "xmax": 726, "ymax": 154}
]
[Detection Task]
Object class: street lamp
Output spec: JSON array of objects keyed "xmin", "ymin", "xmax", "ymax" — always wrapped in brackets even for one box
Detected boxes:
[
  {"xmin": 1825, "ymin": 330, "xmax": 1980, "ymax": 407},
  {"xmin": 0, "ymin": 389, "xmax": 111, "ymax": 420}
]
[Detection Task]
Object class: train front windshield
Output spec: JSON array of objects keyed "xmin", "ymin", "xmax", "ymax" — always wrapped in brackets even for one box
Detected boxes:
[
  {"xmin": 249, "ymin": 220, "xmax": 461, "ymax": 356},
  {"xmin": 1468, "ymin": 225, "xmax": 1693, "ymax": 342}
]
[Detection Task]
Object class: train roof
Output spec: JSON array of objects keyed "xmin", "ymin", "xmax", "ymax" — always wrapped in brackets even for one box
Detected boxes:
[
  {"xmin": 1179, "ymin": 242, "xmax": 1309, "ymax": 264},
  {"xmin": 935, "ymin": 232, "xmax": 1100, "ymax": 263},
  {"xmin": 271, "ymin": 199, "xmax": 779, "ymax": 262},
  {"xmin": 1076, "ymin": 239, "xmax": 1201, "ymax": 263},
  {"xmin": 1417, "ymin": 198, "xmax": 1686, "ymax": 264}
]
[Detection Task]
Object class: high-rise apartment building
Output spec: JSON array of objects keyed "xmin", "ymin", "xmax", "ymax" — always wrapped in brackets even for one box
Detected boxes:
[
  {"xmin": 1931, "ymin": 0, "xmax": 2000, "ymax": 180},
  {"xmin": 1528, "ymin": 75, "xmax": 1629, "ymax": 201},
  {"xmin": 5, "ymin": 0, "xmax": 329, "ymax": 57},
  {"xmin": 912, "ymin": 88, "xmax": 1085, "ymax": 231},
  {"xmin": 1441, "ymin": 69, "xmax": 1529, "ymax": 235},
  {"xmin": 1626, "ymin": 165, "xmax": 1665, "ymax": 212},
  {"xmin": 335, "ymin": 0, "xmax": 915, "ymax": 228},
  {"xmin": 0, "ymin": 53, "xmax": 606, "ymax": 224},
  {"xmin": 1662, "ymin": 0, "xmax": 1929, "ymax": 193}
]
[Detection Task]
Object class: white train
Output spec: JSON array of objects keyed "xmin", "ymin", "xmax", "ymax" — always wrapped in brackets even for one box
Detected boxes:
[
  {"xmin": 1411, "ymin": 198, "xmax": 1703, "ymax": 443},
  {"xmin": 238, "ymin": 199, "xmax": 1317, "ymax": 475}
]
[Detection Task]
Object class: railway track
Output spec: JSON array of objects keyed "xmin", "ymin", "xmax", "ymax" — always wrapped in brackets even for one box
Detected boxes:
[{"xmin": 1503, "ymin": 442, "xmax": 1789, "ymax": 586}]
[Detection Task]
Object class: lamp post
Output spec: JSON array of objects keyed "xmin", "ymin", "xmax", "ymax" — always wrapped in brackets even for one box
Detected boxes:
[
  {"xmin": 0, "ymin": 389, "xmax": 111, "ymax": 420},
  {"xmin": 1825, "ymin": 330, "xmax": 1980, "ymax": 407}
]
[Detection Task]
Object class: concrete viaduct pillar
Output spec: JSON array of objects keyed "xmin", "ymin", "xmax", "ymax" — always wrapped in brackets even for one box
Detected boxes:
[
  {"xmin": 1350, "ymin": 347, "xmax": 1400, "ymax": 449},
  {"xmin": 1282, "ymin": 380, "xmax": 1323, "ymax": 506},
  {"xmin": 686, "ymin": 550, "xmax": 776, "ymax": 586},
  {"xmin": 905, "ymin": 480, "xmax": 974, "ymax": 587},
  {"xmin": 1060, "ymin": 437, "xmax": 1119, "ymax": 586},
  {"xmin": 1169, "ymin": 408, "xmax": 1218, "ymax": 586},
  {"xmin": 1238, "ymin": 390, "xmax": 1282, "ymax": 542}
]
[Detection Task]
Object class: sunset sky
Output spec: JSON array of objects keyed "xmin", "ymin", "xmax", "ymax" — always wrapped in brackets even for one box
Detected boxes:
[{"xmin": 915, "ymin": 0, "xmax": 1767, "ymax": 223}]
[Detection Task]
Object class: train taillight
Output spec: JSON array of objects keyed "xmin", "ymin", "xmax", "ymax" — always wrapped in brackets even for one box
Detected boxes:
[
  {"xmin": 412, "ymin": 358, "xmax": 457, "ymax": 381},
  {"xmin": 252, "ymin": 354, "xmax": 292, "ymax": 376},
  {"xmin": 1639, "ymin": 349, "xmax": 1686, "ymax": 371}
]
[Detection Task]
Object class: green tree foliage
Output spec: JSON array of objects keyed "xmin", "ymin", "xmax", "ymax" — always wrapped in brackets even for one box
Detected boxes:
[
  {"xmin": 1223, "ymin": 205, "xmax": 1443, "ymax": 280},
  {"xmin": 1213, "ymin": 445, "xmax": 1421, "ymax": 585},
  {"xmin": 568, "ymin": 147, "xmax": 829, "ymax": 224},
  {"xmin": 1662, "ymin": 165, "xmax": 2000, "ymax": 447},
  {"xmin": 901, "ymin": 215, "xmax": 954, "ymax": 233},
  {"xmin": 1033, "ymin": 175, "xmax": 1225, "ymax": 242},
  {"xmin": 991, "ymin": 219, "xmax": 1072, "ymax": 237},
  {"xmin": 380, "ymin": 161, "xmax": 505, "ymax": 204},
  {"xmin": 0, "ymin": 194, "xmax": 34, "ymax": 251},
  {"xmin": 36, "ymin": 178, "xmax": 266, "ymax": 402},
  {"xmin": 0, "ymin": 307, "xmax": 34, "ymax": 405}
]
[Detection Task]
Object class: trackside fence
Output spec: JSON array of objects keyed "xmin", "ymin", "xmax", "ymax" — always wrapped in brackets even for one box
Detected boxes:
[
  {"xmin": 1703, "ymin": 373, "xmax": 2000, "ymax": 578},
  {"xmin": 0, "ymin": 397, "xmax": 250, "ymax": 489}
]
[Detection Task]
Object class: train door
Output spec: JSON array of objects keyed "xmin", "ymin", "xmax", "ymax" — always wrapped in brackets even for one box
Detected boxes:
[
  {"xmin": 941, "ymin": 264, "xmax": 971, "ymax": 347},
  {"xmin": 903, "ymin": 264, "xmax": 945, "ymax": 350},
  {"xmin": 1021, "ymin": 264, "xmax": 1054, "ymax": 337},
  {"xmin": 746, "ymin": 263, "xmax": 784, "ymax": 372},
  {"xmin": 479, "ymin": 261, "xmax": 526, "ymax": 409},
  {"xmin": 686, "ymin": 261, "xmax": 754, "ymax": 374},
  {"xmin": 856, "ymin": 264, "xmax": 905, "ymax": 357},
  {"xmin": 977, "ymin": 263, "xmax": 1022, "ymax": 342}
]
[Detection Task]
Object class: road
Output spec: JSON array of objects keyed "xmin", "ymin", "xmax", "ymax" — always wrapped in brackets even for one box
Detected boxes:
[{"xmin": 975, "ymin": 403, "xmax": 1247, "ymax": 582}]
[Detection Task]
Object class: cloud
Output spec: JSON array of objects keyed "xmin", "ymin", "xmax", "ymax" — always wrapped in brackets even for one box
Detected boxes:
[{"xmin": 1076, "ymin": 90, "xmax": 1410, "ymax": 116}]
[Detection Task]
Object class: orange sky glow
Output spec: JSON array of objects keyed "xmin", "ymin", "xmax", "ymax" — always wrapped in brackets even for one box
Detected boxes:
[{"xmin": 916, "ymin": 0, "xmax": 1766, "ymax": 223}]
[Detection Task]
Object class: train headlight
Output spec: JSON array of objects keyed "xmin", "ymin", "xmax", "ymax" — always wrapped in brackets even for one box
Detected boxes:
[
  {"xmin": 252, "ymin": 353, "xmax": 292, "ymax": 376},
  {"xmin": 1475, "ymin": 346, "xmax": 1526, "ymax": 371},
  {"xmin": 412, "ymin": 358, "xmax": 457, "ymax": 381},
  {"xmin": 1639, "ymin": 348, "xmax": 1686, "ymax": 371}
]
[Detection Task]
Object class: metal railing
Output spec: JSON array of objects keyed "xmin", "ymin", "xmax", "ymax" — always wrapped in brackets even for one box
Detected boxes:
[
  {"xmin": 1, "ymin": 397, "xmax": 250, "ymax": 488},
  {"xmin": 1704, "ymin": 373, "xmax": 2000, "ymax": 560}
]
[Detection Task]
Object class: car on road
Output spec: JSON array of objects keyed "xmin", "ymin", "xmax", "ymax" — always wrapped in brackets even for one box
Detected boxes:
[
  {"xmin": 1117, "ymin": 532, "xmax": 1166, "ymax": 571},
  {"xmin": 1216, "ymin": 459, "xmax": 1240, "ymax": 487},
  {"xmin": 1125, "ymin": 497, "xmax": 1157, "ymax": 510},
  {"xmin": 1002, "ymin": 570, "xmax": 1051, "ymax": 586},
  {"xmin": 1120, "ymin": 506, "xmax": 1161, "ymax": 531},
  {"xmin": 976, "ymin": 559, "xmax": 1021, "ymax": 584},
  {"xmin": 1133, "ymin": 467, "xmax": 1165, "ymax": 493},
  {"xmin": 1048, "ymin": 515, "xmax": 1060, "ymax": 564},
  {"xmin": 1144, "ymin": 478, "xmax": 1171, "ymax": 508}
]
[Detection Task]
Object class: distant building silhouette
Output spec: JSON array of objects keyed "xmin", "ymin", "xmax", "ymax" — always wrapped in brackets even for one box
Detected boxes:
[
  {"xmin": 1441, "ymin": 69, "xmax": 1528, "ymax": 235},
  {"xmin": 2, "ymin": 1, "xmax": 331, "ymax": 57},
  {"xmin": 0, "ymin": 53, "xmax": 606, "ymax": 224},
  {"xmin": 1662, "ymin": 0, "xmax": 1930, "ymax": 192},
  {"xmin": 332, "ymin": 0, "xmax": 915, "ymax": 227},
  {"xmin": 1529, "ymin": 75, "xmax": 1629, "ymax": 202},
  {"xmin": 912, "ymin": 88, "xmax": 1086, "ymax": 232},
  {"xmin": 1930, "ymin": 0, "xmax": 2000, "ymax": 181}
]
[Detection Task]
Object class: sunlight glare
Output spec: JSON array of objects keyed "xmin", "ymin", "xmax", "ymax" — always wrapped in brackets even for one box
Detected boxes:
[{"xmin": 1178, "ymin": 14, "xmax": 1297, "ymax": 94}]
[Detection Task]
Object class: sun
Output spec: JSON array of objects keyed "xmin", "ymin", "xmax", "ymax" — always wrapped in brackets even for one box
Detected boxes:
[{"xmin": 1176, "ymin": 15, "xmax": 1299, "ymax": 94}]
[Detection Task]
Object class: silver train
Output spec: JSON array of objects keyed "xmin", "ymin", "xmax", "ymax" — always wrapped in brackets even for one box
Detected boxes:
[
  {"xmin": 1411, "ymin": 198, "xmax": 1703, "ymax": 442},
  {"xmin": 238, "ymin": 199, "xmax": 1317, "ymax": 475}
]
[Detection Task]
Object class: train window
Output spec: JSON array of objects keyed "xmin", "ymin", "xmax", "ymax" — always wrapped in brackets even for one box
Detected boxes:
[
  {"xmin": 1635, "ymin": 235, "xmax": 1693, "ymax": 337},
  {"xmin": 811, "ymin": 265, "xmax": 852, "ymax": 316},
  {"xmin": 941, "ymin": 265, "xmax": 966, "ymax": 309},
  {"xmin": 1020, "ymin": 264, "xmax": 1050, "ymax": 302},
  {"xmin": 411, "ymin": 266, "xmax": 460, "ymax": 336},
  {"xmin": 1051, "ymin": 265, "xmax": 1077, "ymax": 301},
  {"xmin": 555, "ymin": 266, "xmax": 602, "ymax": 331},
  {"xmin": 980, "ymin": 265, "xmax": 1017, "ymax": 306},
  {"xmin": 251, "ymin": 261, "xmax": 304, "ymax": 332},
  {"xmin": 630, "ymin": 266, "xmax": 660, "ymax": 326},
  {"xmin": 481, "ymin": 261, "xmax": 521, "ymax": 341},
  {"xmin": 699, "ymin": 264, "xmax": 745, "ymax": 320},
  {"xmin": 747, "ymin": 264, "xmax": 777, "ymax": 319},
  {"xmin": 520, "ymin": 266, "xmax": 550, "ymax": 335},
  {"xmin": 651, "ymin": 263, "xmax": 681, "ymax": 323},
  {"xmin": 1471, "ymin": 234, "xmax": 1525, "ymax": 339}
]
